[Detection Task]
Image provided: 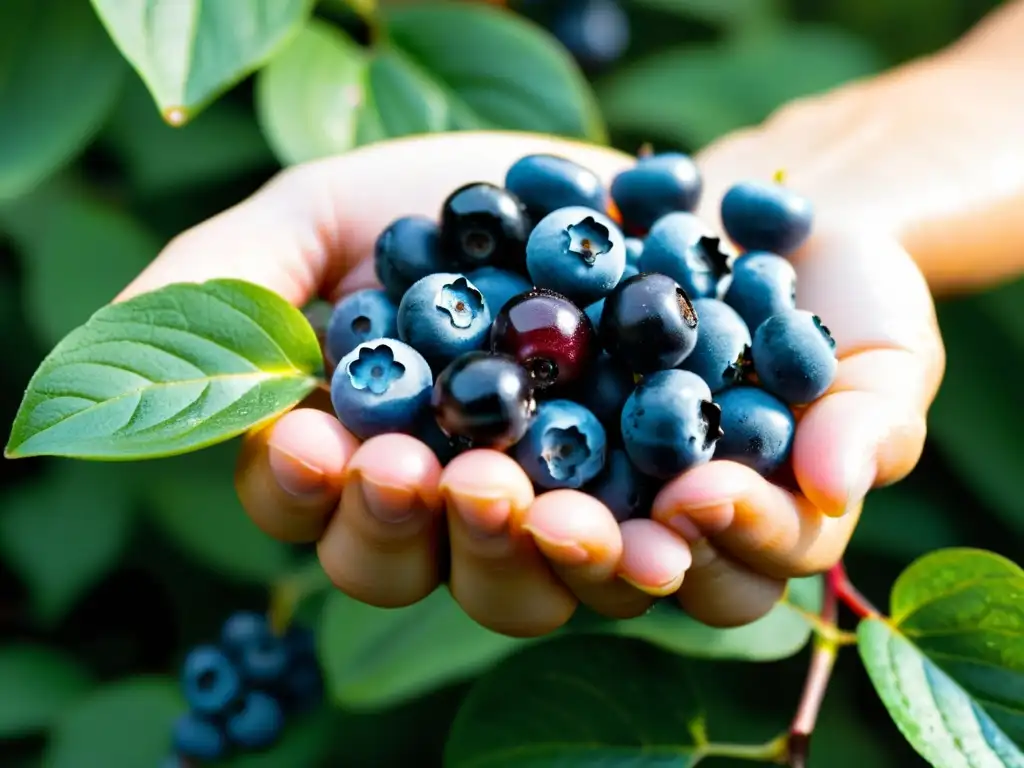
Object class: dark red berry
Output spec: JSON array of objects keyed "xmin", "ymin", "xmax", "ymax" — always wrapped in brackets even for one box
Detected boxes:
[
  {"xmin": 490, "ymin": 287, "xmax": 599, "ymax": 391},
  {"xmin": 439, "ymin": 182, "xmax": 530, "ymax": 272}
]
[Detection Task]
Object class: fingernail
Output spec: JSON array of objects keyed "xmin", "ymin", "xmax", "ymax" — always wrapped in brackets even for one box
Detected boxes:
[
  {"xmin": 446, "ymin": 492, "xmax": 510, "ymax": 540},
  {"xmin": 359, "ymin": 475, "xmax": 418, "ymax": 524},
  {"xmin": 619, "ymin": 572, "xmax": 684, "ymax": 598},
  {"xmin": 842, "ymin": 452, "xmax": 877, "ymax": 513},
  {"xmin": 521, "ymin": 524, "xmax": 591, "ymax": 565},
  {"xmin": 666, "ymin": 502, "xmax": 734, "ymax": 539},
  {"xmin": 268, "ymin": 442, "xmax": 326, "ymax": 499}
]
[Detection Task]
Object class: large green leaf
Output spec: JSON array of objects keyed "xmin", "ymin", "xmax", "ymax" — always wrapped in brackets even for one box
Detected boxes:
[
  {"xmin": 5, "ymin": 279, "xmax": 322, "ymax": 460},
  {"xmin": 43, "ymin": 677, "xmax": 183, "ymax": 768},
  {"xmin": 858, "ymin": 548, "xmax": 1024, "ymax": 766},
  {"xmin": 319, "ymin": 586, "xmax": 527, "ymax": 710},
  {"xmin": 0, "ymin": 645, "xmax": 94, "ymax": 738},
  {"xmin": 0, "ymin": 0, "xmax": 124, "ymax": 199},
  {"xmin": 445, "ymin": 635, "xmax": 706, "ymax": 767},
  {"xmin": 598, "ymin": 24, "xmax": 883, "ymax": 150},
  {"xmin": 0, "ymin": 462, "xmax": 136, "ymax": 624},
  {"xmin": 256, "ymin": 3, "xmax": 605, "ymax": 166},
  {"xmin": 89, "ymin": 0, "xmax": 314, "ymax": 124}
]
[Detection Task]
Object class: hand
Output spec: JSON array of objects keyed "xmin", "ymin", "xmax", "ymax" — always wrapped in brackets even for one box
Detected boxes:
[{"xmin": 118, "ymin": 130, "xmax": 943, "ymax": 636}]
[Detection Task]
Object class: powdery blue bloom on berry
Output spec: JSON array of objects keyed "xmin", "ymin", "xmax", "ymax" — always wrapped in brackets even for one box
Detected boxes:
[
  {"xmin": 713, "ymin": 386, "xmax": 795, "ymax": 477},
  {"xmin": 180, "ymin": 645, "xmax": 242, "ymax": 717},
  {"xmin": 325, "ymin": 289, "xmax": 398, "ymax": 365},
  {"xmin": 720, "ymin": 180, "xmax": 813, "ymax": 255},
  {"xmin": 504, "ymin": 153, "xmax": 606, "ymax": 224},
  {"xmin": 585, "ymin": 448, "xmax": 654, "ymax": 522},
  {"xmin": 397, "ymin": 273, "xmax": 492, "ymax": 370},
  {"xmin": 751, "ymin": 309, "xmax": 838, "ymax": 405},
  {"xmin": 173, "ymin": 714, "xmax": 227, "ymax": 761},
  {"xmin": 639, "ymin": 212, "xmax": 724, "ymax": 299},
  {"xmin": 723, "ymin": 251, "xmax": 797, "ymax": 333},
  {"xmin": 466, "ymin": 266, "xmax": 533, "ymax": 315},
  {"xmin": 373, "ymin": 215, "xmax": 449, "ymax": 302},
  {"xmin": 611, "ymin": 152, "xmax": 703, "ymax": 233},
  {"xmin": 679, "ymin": 298, "xmax": 752, "ymax": 393},
  {"xmin": 226, "ymin": 691, "xmax": 285, "ymax": 750},
  {"xmin": 514, "ymin": 400, "xmax": 607, "ymax": 490}
]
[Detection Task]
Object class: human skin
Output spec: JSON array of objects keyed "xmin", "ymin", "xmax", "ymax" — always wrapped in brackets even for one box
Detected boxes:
[{"xmin": 117, "ymin": 0, "xmax": 1024, "ymax": 637}]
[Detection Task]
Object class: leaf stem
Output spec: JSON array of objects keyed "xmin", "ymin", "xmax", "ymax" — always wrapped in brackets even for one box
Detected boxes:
[
  {"xmin": 703, "ymin": 734, "xmax": 789, "ymax": 763},
  {"xmin": 268, "ymin": 557, "xmax": 332, "ymax": 634},
  {"xmin": 829, "ymin": 561, "xmax": 882, "ymax": 619}
]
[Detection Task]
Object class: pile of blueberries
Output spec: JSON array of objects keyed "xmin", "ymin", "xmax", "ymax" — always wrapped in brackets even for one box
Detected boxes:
[
  {"xmin": 327, "ymin": 151, "xmax": 837, "ymax": 522},
  {"xmin": 164, "ymin": 612, "xmax": 323, "ymax": 766}
]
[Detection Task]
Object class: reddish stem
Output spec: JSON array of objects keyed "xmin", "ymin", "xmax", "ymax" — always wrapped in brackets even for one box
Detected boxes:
[{"xmin": 829, "ymin": 561, "xmax": 881, "ymax": 619}]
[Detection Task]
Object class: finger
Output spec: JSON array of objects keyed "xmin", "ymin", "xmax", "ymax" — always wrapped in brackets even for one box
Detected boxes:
[
  {"xmin": 442, "ymin": 451, "xmax": 576, "ymax": 637},
  {"xmin": 617, "ymin": 518, "xmax": 692, "ymax": 598},
  {"xmin": 117, "ymin": 132, "xmax": 633, "ymax": 305},
  {"xmin": 235, "ymin": 408, "xmax": 356, "ymax": 542},
  {"xmin": 317, "ymin": 434, "xmax": 444, "ymax": 608}
]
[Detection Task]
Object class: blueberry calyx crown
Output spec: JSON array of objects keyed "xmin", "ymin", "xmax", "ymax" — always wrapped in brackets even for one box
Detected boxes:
[
  {"xmin": 724, "ymin": 345, "xmax": 755, "ymax": 384},
  {"xmin": 540, "ymin": 425, "xmax": 591, "ymax": 481},
  {"xmin": 699, "ymin": 400, "xmax": 725, "ymax": 451},
  {"xmin": 347, "ymin": 344, "xmax": 405, "ymax": 395},
  {"xmin": 812, "ymin": 314, "xmax": 837, "ymax": 349},
  {"xmin": 567, "ymin": 216, "xmax": 612, "ymax": 265},
  {"xmin": 435, "ymin": 277, "xmax": 485, "ymax": 329},
  {"xmin": 697, "ymin": 236, "xmax": 732, "ymax": 279},
  {"xmin": 675, "ymin": 286, "xmax": 699, "ymax": 329}
]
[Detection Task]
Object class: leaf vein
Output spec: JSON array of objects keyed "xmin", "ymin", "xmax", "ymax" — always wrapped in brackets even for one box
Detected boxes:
[{"xmin": 894, "ymin": 575, "xmax": 1018, "ymax": 626}]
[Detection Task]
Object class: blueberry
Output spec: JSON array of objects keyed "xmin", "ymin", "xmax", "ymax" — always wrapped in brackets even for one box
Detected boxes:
[
  {"xmin": 490, "ymin": 288, "xmax": 598, "ymax": 391},
  {"xmin": 504, "ymin": 154, "xmax": 607, "ymax": 224},
  {"xmin": 624, "ymin": 237, "xmax": 644, "ymax": 267},
  {"xmin": 173, "ymin": 713, "xmax": 227, "ymax": 761},
  {"xmin": 713, "ymin": 386, "xmax": 795, "ymax": 476},
  {"xmin": 525, "ymin": 206, "xmax": 626, "ymax": 305},
  {"xmin": 325, "ymin": 289, "xmax": 399, "ymax": 364},
  {"xmin": 440, "ymin": 182, "xmax": 530, "ymax": 271},
  {"xmin": 239, "ymin": 632, "xmax": 290, "ymax": 687},
  {"xmin": 621, "ymin": 370, "xmax": 723, "ymax": 479},
  {"xmin": 584, "ymin": 298, "xmax": 605, "ymax": 328},
  {"xmin": 723, "ymin": 251, "xmax": 797, "ymax": 332},
  {"xmin": 575, "ymin": 353, "xmax": 635, "ymax": 443},
  {"xmin": 283, "ymin": 624, "xmax": 316, "ymax": 663},
  {"xmin": 552, "ymin": 0, "xmax": 630, "ymax": 72},
  {"xmin": 220, "ymin": 610, "xmax": 268, "ymax": 658},
  {"xmin": 599, "ymin": 272, "xmax": 699, "ymax": 374},
  {"xmin": 433, "ymin": 351, "xmax": 536, "ymax": 451},
  {"xmin": 416, "ymin": 414, "xmax": 464, "ymax": 465},
  {"xmin": 465, "ymin": 266, "xmax": 533, "ymax": 315},
  {"xmin": 397, "ymin": 273, "xmax": 492, "ymax": 370},
  {"xmin": 638, "ymin": 212, "xmax": 728, "ymax": 299},
  {"xmin": 585, "ymin": 449, "xmax": 653, "ymax": 522},
  {"xmin": 720, "ymin": 180, "xmax": 813, "ymax": 255},
  {"xmin": 679, "ymin": 298, "xmax": 752, "ymax": 393},
  {"xmin": 610, "ymin": 153, "xmax": 703, "ymax": 234},
  {"xmin": 374, "ymin": 215, "xmax": 449, "ymax": 302},
  {"xmin": 180, "ymin": 645, "xmax": 242, "ymax": 717},
  {"xmin": 751, "ymin": 310, "xmax": 837, "ymax": 405},
  {"xmin": 331, "ymin": 339, "xmax": 433, "ymax": 440},
  {"xmin": 226, "ymin": 691, "xmax": 285, "ymax": 750},
  {"xmin": 281, "ymin": 659, "xmax": 324, "ymax": 714},
  {"xmin": 514, "ymin": 400, "xmax": 607, "ymax": 489}
]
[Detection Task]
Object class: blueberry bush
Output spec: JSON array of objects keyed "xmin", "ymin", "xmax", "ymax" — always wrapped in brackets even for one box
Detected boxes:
[{"xmin": 1, "ymin": 1, "xmax": 1021, "ymax": 767}]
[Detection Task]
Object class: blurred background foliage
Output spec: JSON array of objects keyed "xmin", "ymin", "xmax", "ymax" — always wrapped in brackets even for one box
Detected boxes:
[{"xmin": 0, "ymin": 0, "xmax": 1020, "ymax": 766}]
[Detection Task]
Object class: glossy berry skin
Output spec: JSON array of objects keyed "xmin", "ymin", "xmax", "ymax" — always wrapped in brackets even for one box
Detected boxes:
[
  {"xmin": 504, "ymin": 154, "xmax": 606, "ymax": 224},
  {"xmin": 465, "ymin": 266, "xmax": 533, "ymax": 315},
  {"xmin": 599, "ymin": 272, "xmax": 700, "ymax": 374},
  {"xmin": 374, "ymin": 215, "xmax": 449, "ymax": 302},
  {"xmin": 552, "ymin": 0, "xmax": 630, "ymax": 72},
  {"xmin": 575, "ymin": 353, "xmax": 635, "ymax": 443},
  {"xmin": 514, "ymin": 400, "xmax": 607, "ymax": 490},
  {"xmin": 525, "ymin": 206, "xmax": 626, "ymax": 305},
  {"xmin": 331, "ymin": 339, "xmax": 433, "ymax": 440},
  {"xmin": 220, "ymin": 611, "xmax": 268, "ymax": 658},
  {"xmin": 639, "ymin": 212, "xmax": 723, "ymax": 299},
  {"xmin": 325, "ymin": 289, "xmax": 398, "ymax": 364},
  {"xmin": 180, "ymin": 645, "xmax": 242, "ymax": 717},
  {"xmin": 585, "ymin": 449, "xmax": 653, "ymax": 522},
  {"xmin": 720, "ymin": 180, "xmax": 813, "ymax": 255},
  {"xmin": 440, "ymin": 183, "xmax": 530, "ymax": 271},
  {"xmin": 226, "ymin": 691, "xmax": 285, "ymax": 750},
  {"xmin": 723, "ymin": 251, "xmax": 797, "ymax": 332},
  {"xmin": 751, "ymin": 309, "xmax": 838, "ymax": 405},
  {"xmin": 398, "ymin": 273, "xmax": 492, "ymax": 370},
  {"xmin": 621, "ymin": 370, "xmax": 723, "ymax": 479},
  {"xmin": 433, "ymin": 352, "xmax": 536, "ymax": 451},
  {"xmin": 625, "ymin": 237, "xmax": 644, "ymax": 268},
  {"xmin": 679, "ymin": 298, "xmax": 752, "ymax": 393},
  {"xmin": 611, "ymin": 153, "xmax": 703, "ymax": 234},
  {"xmin": 173, "ymin": 713, "xmax": 227, "ymax": 762},
  {"xmin": 490, "ymin": 288, "xmax": 598, "ymax": 391},
  {"xmin": 714, "ymin": 386, "xmax": 795, "ymax": 477}
]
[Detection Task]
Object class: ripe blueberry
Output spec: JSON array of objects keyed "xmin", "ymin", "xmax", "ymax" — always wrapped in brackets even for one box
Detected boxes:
[
  {"xmin": 180, "ymin": 645, "xmax": 242, "ymax": 716},
  {"xmin": 440, "ymin": 182, "xmax": 530, "ymax": 271},
  {"xmin": 226, "ymin": 691, "xmax": 285, "ymax": 750},
  {"xmin": 751, "ymin": 309, "xmax": 838, "ymax": 405},
  {"xmin": 238, "ymin": 631, "xmax": 289, "ymax": 687},
  {"xmin": 525, "ymin": 206, "xmax": 626, "ymax": 305},
  {"xmin": 331, "ymin": 339, "xmax": 433, "ymax": 440},
  {"xmin": 713, "ymin": 386, "xmax": 795, "ymax": 477},
  {"xmin": 625, "ymin": 237, "xmax": 644, "ymax": 267},
  {"xmin": 723, "ymin": 251, "xmax": 797, "ymax": 332},
  {"xmin": 611, "ymin": 153, "xmax": 703, "ymax": 234},
  {"xmin": 465, "ymin": 266, "xmax": 533, "ymax": 315},
  {"xmin": 220, "ymin": 611, "xmax": 268, "ymax": 658},
  {"xmin": 552, "ymin": 0, "xmax": 630, "ymax": 72},
  {"xmin": 325, "ymin": 289, "xmax": 398, "ymax": 364},
  {"xmin": 514, "ymin": 400, "xmax": 607, "ymax": 489},
  {"xmin": 639, "ymin": 212, "xmax": 728, "ymax": 299},
  {"xmin": 575, "ymin": 352, "xmax": 635, "ymax": 443},
  {"xmin": 621, "ymin": 369, "xmax": 723, "ymax": 479},
  {"xmin": 432, "ymin": 351, "xmax": 536, "ymax": 451},
  {"xmin": 585, "ymin": 449, "xmax": 653, "ymax": 521},
  {"xmin": 374, "ymin": 215, "xmax": 450, "ymax": 302},
  {"xmin": 504, "ymin": 154, "xmax": 606, "ymax": 224},
  {"xmin": 173, "ymin": 713, "xmax": 227, "ymax": 761},
  {"xmin": 490, "ymin": 287, "xmax": 598, "ymax": 390},
  {"xmin": 397, "ymin": 273, "xmax": 492, "ymax": 370},
  {"xmin": 679, "ymin": 298, "xmax": 752, "ymax": 393},
  {"xmin": 720, "ymin": 180, "xmax": 813, "ymax": 255},
  {"xmin": 599, "ymin": 272, "xmax": 699, "ymax": 374},
  {"xmin": 416, "ymin": 415, "xmax": 463, "ymax": 465}
]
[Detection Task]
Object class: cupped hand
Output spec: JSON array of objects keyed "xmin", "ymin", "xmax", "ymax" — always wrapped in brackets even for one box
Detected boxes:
[{"xmin": 117, "ymin": 130, "xmax": 943, "ymax": 637}]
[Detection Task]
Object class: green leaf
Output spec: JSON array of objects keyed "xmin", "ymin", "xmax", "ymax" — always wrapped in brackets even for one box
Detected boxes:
[
  {"xmin": 445, "ymin": 635, "xmax": 705, "ymax": 767},
  {"xmin": 0, "ymin": 0, "xmax": 124, "ymax": 199},
  {"xmin": 43, "ymin": 677, "xmax": 184, "ymax": 768},
  {"xmin": 0, "ymin": 462, "xmax": 136, "ymax": 624},
  {"xmin": 579, "ymin": 575, "xmax": 820, "ymax": 661},
  {"xmin": 598, "ymin": 24, "xmax": 883, "ymax": 150},
  {"xmin": 632, "ymin": 0, "xmax": 779, "ymax": 31},
  {"xmin": 0, "ymin": 645, "xmax": 94, "ymax": 738},
  {"xmin": 858, "ymin": 548, "xmax": 1024, "ymax": 766},
  {"xmin": 257, "ymin": 3, "xmax": 605, "ymax": 166},
  {"xmin": 143, "ymin": 442, "xmax": 291, "ymax": 583},
  {"xmin": 319, "ymin": 586, "xmax": 528, "ymax": 710},
  {"xmin": 89, "ymin": 0, "xmax": 315, "ymax": 124},
  {"xmin": 5, "ymin": 279, "xmax": 322, "ymax": 460}
]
